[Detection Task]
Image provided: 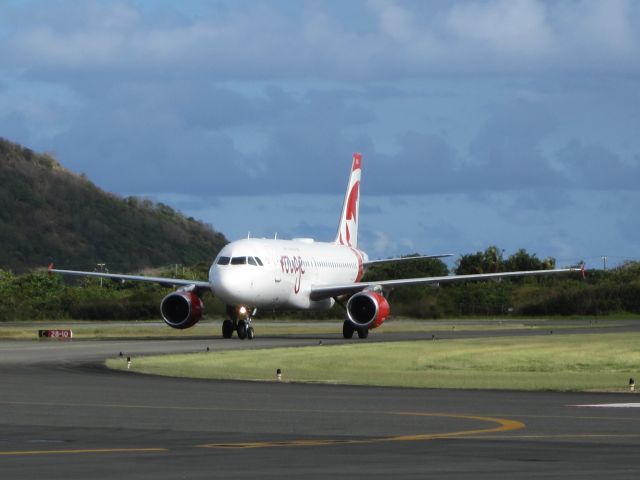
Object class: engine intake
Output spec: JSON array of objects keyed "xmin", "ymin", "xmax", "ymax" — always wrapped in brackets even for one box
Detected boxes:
[
  {"xmin": 160, "ymin": 291, "xmax": 203, "ymax": 329},
  {"xmin": 346, "ymin": 291, "xmax": 389, "ymax": 329}
]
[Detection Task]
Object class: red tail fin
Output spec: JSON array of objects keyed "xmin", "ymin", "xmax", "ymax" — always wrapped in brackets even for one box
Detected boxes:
[{"xmin": 335, "ymin": 153, "xmax": 362, "ymax": 248}]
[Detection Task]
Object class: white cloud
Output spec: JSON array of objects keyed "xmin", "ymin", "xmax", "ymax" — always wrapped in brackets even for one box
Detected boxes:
[
  {"xmin": 570, "ymin": 0, "xmax": 638, "ymax": 57},
  {"xmin": 2, "ymin": 0, "xmax": 639, "ymax": 76},
  {"xmin": 446, "ymin": 0, "xmax": 553, "ymax": 56},
  {"xmin": 16, "ymin": 27, "xmax": 125, "ymax": 67},
  {"xmin": 369, "ymin": 0, "xmax": 417, "ymax": 43}
]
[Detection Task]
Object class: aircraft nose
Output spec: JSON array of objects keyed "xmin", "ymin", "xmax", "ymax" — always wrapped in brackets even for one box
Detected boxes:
[{"xmin": 211, "ymin": 267, "xmax": 245, "ymax": 303}]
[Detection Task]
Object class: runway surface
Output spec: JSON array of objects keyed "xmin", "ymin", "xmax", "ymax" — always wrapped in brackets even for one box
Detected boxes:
[{"xmin": 1, "ymin": 323, "xmax": 639, "ymax": 479}]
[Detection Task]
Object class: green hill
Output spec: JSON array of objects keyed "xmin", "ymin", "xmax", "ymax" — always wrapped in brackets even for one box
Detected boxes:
[{"xmin": 0, "ymin": 138, "xmax": 228, "ymax": 273}]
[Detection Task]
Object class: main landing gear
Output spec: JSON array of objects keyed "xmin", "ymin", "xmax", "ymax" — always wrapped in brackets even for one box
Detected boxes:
[
  {"xmin": 342, "ymin": 320, "xmax": 368, "ymax": 339},
  {"xmin": 222, "ymin": 306, "xmax": 255, "ymax": 340}
]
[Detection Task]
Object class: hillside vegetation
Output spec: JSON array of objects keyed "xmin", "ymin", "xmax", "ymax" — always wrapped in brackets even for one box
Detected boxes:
[
  {"xmin": 0, "ymin": 138, "xmax": 227, "ymax": 273},
  {"xmin": 0, "ymin": 250, "xmax": 638, "ymax": 322},
  {"xmin": 362, "ymin": 251, "xmax": 640, "ymax": 319}
]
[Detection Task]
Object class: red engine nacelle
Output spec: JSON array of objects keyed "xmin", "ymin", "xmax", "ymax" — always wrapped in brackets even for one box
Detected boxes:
[
  {"xmin": 160, "ymin": 291, "xmax": 203, "ymax": 329},
  {"xmin": 346, "ymin": 291, "xmax": 390, "ymax": 330}
]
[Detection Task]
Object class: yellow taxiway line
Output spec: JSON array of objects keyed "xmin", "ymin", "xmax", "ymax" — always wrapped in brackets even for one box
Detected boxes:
[
  {"xmin": 197, "ymin": 412, "xmax": 525, "ymax": 449},
  {"xmin": 0, "ymin": 405, "xmax": 524, "ymax": 455}
]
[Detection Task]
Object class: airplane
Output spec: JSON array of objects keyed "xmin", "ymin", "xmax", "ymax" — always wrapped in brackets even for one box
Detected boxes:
[{"xmin": 49, "ymin": 153, "xmax": 581, "ymax": 340}]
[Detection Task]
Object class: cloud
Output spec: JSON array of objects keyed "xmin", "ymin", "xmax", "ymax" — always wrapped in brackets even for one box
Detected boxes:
[
  {"xmin": 27, "ymin": 78, "xmax": 638, "ymax": 198},
  {"xmin": 446, "ymin": 0, "xmax": 554, "ymax": 57},
  {"xmin": 1, "ymin": 0, "xmax": 639, "ymax": 80},
  {"xmin": 556, "ymin": 141, "xmax": 640, "ymax": 190},
  {"xmin": 36, "ymin": 82, "xmax": 377, "ymax": 195},
  {"xmin": 560, "ymin": 0, "xmax": 638, "ymax": 59}
]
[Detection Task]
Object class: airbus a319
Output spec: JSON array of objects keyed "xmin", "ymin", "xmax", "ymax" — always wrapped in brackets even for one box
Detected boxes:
[{"xmin": 50, "ymin": 153, "xmax": 579, "ymax": 339}]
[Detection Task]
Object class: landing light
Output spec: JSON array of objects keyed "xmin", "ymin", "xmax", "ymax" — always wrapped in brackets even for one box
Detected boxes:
[{"xmin": 239, "ymin": 306, "xmax": 247, "ymax": 315}]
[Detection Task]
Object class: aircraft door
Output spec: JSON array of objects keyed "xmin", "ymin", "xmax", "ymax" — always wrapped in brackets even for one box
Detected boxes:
[{"xmin": 274, "ymin": 254, "xmax": 281, "ymax": 283}]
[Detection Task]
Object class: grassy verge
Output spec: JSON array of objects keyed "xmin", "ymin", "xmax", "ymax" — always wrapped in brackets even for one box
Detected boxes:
[
  {"xmin": 0, "ymin": 317, "xmax": 628, "ymax": 340},
  {"xmin": 106, "ymin": 332, "xmax": 640, "ymax": 392},
  {"xmin": 0, "ymin": 321, "xmax": 338, "ymax": 340}
]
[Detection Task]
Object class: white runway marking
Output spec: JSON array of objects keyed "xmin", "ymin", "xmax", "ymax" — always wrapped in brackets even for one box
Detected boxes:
[{"xmin": 572, "ymin": 403, "xmax": 640, "ymax": 408}]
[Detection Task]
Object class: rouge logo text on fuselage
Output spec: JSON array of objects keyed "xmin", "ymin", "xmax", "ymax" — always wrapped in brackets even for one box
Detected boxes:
[{"xmin": 280, "ymin": 255, "xmax": 305, "ymax": 293}]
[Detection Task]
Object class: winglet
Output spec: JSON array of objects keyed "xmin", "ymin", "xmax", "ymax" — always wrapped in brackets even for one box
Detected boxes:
[
  {"xmin": 580, "ymin": 262, "xmax": 586, "ymax": 279},
  {"xmin": 47, "ymin": 263, "xmax": 54, "ymax": 276}
]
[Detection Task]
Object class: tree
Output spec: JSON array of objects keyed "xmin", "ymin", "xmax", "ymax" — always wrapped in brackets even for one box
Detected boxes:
[
  {"xmin": 455, "ymin": 246, "xmax": 504, "ymax": 275},
  {"xmin": 362, "ymin": 254, "xmax": 449, "ymax": 282},
  {"xmin": 504, "ymin": 249, "xmax": 548, "ymax": 271}
]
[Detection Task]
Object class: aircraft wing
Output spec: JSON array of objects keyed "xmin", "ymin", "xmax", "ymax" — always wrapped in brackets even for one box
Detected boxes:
[
  {"xmin": 363, "ymin": 254, "xmax": 454, "ymax": 267},
  {"xmin": 48, "ymin": 267, "xmax": 212, "ymax": 289},
  {"xmin": 309, "ymin": 267, "xmax": 580, "ymax": 301}
]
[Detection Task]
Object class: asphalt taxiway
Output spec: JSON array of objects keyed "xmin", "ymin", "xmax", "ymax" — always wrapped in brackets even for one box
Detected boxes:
[{"xmin": 0, "ymin": 323, "xmax": 639, "ymax": 479}]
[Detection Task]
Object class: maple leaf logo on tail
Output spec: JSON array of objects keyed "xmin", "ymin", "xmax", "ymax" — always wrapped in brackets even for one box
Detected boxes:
[{"xmin": 335, "ymin": 153, "xmax": 362, "ymax": 248}]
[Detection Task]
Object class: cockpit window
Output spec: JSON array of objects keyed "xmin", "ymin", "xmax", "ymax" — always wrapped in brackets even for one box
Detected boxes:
[
  {"xmin": 248, "ymin": 256, "xmax": 257, "ymax": 266},
  {"xmin": 217, "ymin": 256, "xmax": 230, "ymax": 265},
  {"xmin": 230, "ymin": 256, "xmax": 247, "ymax": 265},
  {"xmin": 255, "ymin": 257, "xmax": 263, "ymax": 266}
]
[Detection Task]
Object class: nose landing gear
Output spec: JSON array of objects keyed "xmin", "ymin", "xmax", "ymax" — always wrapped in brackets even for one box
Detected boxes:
[
  {"xmin": 237, "ymin": 318, "xmax": 254, "ymax": 340},
  {"xmin": 222, "ymin": 306, "xmax": 256, "ymax": 340}
]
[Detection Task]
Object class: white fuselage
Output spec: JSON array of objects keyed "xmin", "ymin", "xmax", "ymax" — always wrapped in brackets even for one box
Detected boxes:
[{"xmin": 208, "ymin": 238, "xmax": 368, "ymax": 310}]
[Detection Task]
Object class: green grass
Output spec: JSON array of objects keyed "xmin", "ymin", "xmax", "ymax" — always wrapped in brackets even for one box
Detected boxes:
[
  {"xmin": 0, "ymin": 323, "xmax": 209, "ymax": 340},
  {"xmin": 106, "ymin": 332, "xmax": 640, "ymax": 392},
  {"xmin": 0, "ymin": 321, "xmax": 337, "ymax": 339},
  {"xmin": 0, "ymin": 318, "xmax": 625, "ymax": 340}
]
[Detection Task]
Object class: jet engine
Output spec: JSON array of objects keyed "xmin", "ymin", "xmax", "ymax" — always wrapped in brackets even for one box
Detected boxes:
[
  {"xmin": 160, "ymin": 291, "xmax": 203, "ymax": 329},
  {"xmin": 346, "ymin": 291, "xmax": 390, "ymax": 329}
]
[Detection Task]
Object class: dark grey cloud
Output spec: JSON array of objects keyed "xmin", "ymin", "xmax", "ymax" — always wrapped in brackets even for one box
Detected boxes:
[
  {"xmin": 366, "ymin": 132, "xmax": 460, "ymax": 194},
  {"xmin": 39, "ymin": 83, "xmax": 376, "ymax": 195},
  {"xmin": 36, "ymin": 82, "xmax": 640, "ymax": 198},
  {"xmin": 556, "ymin": 141, "xmax": 640, "ymax": 190},
  {"xmin": 254, "ymin": 125, "xmax": 374, "ymax": 194},
  {"xmin": 465, "ymin": 99, "xmax": 563, "ymax": 190},
  {"xmin": 614, "ymin": 195, "xmax": 640, "ymax": 245},
  {"xmin": 363, "ymin": 99, "xmax": 563, "ymax": 194},
  {"xmin": 46, "ymin": 114, "xmax": 248, "ymax": 194}
]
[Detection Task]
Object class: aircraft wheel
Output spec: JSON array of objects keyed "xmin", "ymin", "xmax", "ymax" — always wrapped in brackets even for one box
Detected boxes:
[
  {"xmin": 342, "ymin": 321, "xmax": 354, "ymax": 339},
  {"xmin": 357, "ymin": 328, "xmax": 369, "ymax": 339},
  {"xmin": 222, "ymin": 319, "xmax": 234, "ymax": 339},
  {"xmin": 237, "ymin": 320, "xmax": 248, "ymax": 340},
  {"xmin": 247, "ymin": 326, "xmax": 255, "ymax": 340}
]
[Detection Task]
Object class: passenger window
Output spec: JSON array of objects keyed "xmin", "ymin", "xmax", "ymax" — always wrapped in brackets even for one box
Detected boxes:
[
  {"xmin": 255, "ymin": 257, "xmax": 263, "ymax": 266},
  {"xmin": 217, "ymin": 256, "xmax": 230, "ymax": 265},
  {"xmin": 231, "ymin": 256, "xmax": 247, "ymax": 265},
  {"xmin": 248, "ymin": 257, "xmax": 257, "ymax": 266}
]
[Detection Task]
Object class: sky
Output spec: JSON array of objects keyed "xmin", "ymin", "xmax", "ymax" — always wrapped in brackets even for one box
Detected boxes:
[{"xmin": 1, "ymin": 0, "xmax": 639, "ymax": 269}]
